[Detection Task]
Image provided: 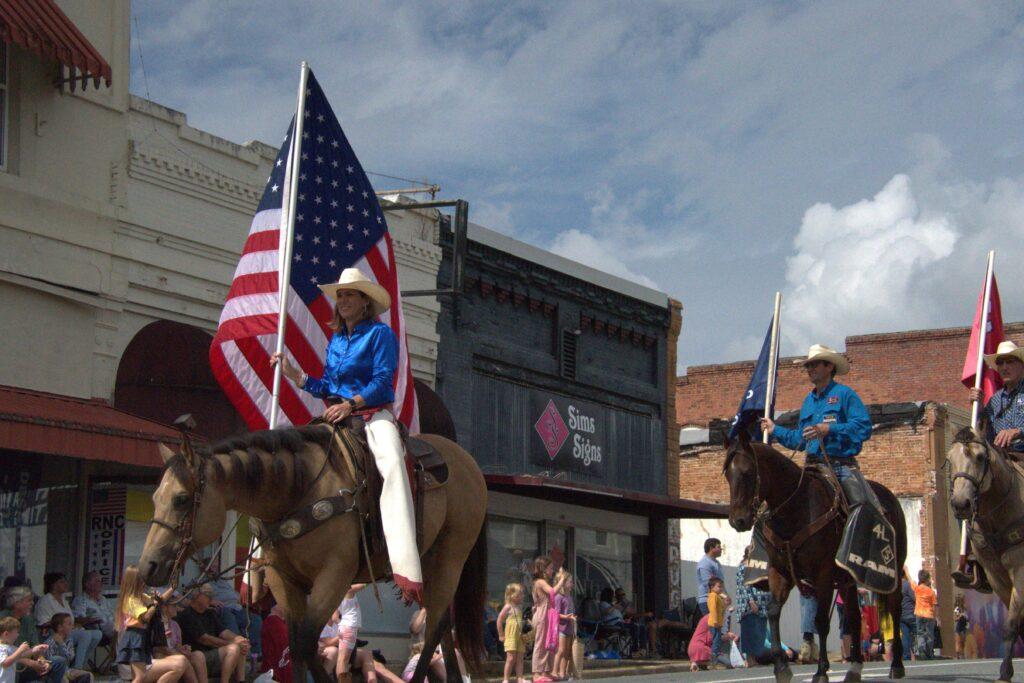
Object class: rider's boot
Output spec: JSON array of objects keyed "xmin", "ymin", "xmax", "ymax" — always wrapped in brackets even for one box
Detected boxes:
[
  {"xmin": 951, "ymin": 543, "xmax": 992, "ymax": 593},
  {"xmin": 366, "ymin": 412, "xmax": 424, "ymax": 605}
]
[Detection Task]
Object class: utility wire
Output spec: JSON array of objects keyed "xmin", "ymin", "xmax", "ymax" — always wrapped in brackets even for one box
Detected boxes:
[{"xmin": 130, "ymin": 11, "xmax": 436, "ymax": 197}]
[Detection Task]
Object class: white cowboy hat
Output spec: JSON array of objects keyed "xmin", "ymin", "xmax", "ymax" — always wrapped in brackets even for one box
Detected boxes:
[
  {"xmin": 984, "ymin": 340, "xmax": 1024, "ymax": 370},
  {"xmin": 317, "ymin": 268, "xmax": 391, "ymax": 317},
  {"xmin": 795, "ymin": 344, "xmax": 850, "ymax": 376}
]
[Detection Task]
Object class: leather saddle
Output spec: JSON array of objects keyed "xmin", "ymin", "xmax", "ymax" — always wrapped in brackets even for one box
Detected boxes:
[
  {"xmin": 341, "ymin": 415, "xmax": 449, "ymax": 560},
  {"xmin": 251, "ymin": 417, "xmax": 449, "ymax": 567}
]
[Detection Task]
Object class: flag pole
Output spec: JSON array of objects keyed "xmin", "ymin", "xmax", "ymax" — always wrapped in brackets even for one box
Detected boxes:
[
  {"xmin": 763, "ymin": 291, "xmax": 782, "ymax": 444},
  {"xmin": 957, "ymin": 250, "xmax": 995, "ymax": 576},
  {"xmin": 269, "ymin": 61, "xmax": 311, "ymax": 430},
  {"xmin": 970, "ymin": 250, "xmax": 995, "ymax": 429}
]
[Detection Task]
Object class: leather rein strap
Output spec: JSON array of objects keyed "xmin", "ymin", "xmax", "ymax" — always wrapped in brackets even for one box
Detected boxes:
[{"xmin": 740, "ymin": 444, "xmax": 842, "ymax": 587}]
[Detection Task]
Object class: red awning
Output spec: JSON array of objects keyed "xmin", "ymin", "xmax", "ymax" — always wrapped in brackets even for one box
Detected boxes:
[
  {"xmin": 0, "ymin": 384, "xmax": 183, "ymax": 468},
  {"xmin": 484, "ymin": 474, "xmax": 727, "ymax": 519},
  {"xmin": 0, "ymin": 0, "xmax": 112, "ymax": 88}
]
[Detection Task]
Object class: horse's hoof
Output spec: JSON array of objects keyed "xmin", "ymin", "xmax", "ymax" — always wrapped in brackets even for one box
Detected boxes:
[
  {"xmin": 889, "ymin": 666, "xmax": 905, "ymax": 679},
  {"xmin": 812, "ymin": 675, "xmax": 830, "ymax": 683},
  {"xmin": 844, "ymin": 673, "xmax": 861, "ymax": 683},
  {"xmin": 775, "ymin": 667, "xmax": 793, "ymax": 683}
]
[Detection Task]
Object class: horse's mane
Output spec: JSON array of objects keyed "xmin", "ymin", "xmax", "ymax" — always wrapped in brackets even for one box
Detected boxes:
[
  {"xmin": 953, "ymin": 425, "xmax": 980, "ymax": 445},
  {"xmin": 167, "ymin": 424, "xmax": 336, "ymax": 499},
  {"xmin": 726, "ymin": 438, "xmax": 801, "ymax": 473}
]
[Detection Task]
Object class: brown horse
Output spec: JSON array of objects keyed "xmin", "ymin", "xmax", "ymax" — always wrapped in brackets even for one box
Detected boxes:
[
  {"xmin": 724, "ymin": 431, "xmax": 908, "ymax": 683},
  {"xmin": 138, "ymin": 421, "xmax": 487, "ymax": 683},
  {"xmin": 948, "ymin": 425, "xmax": 1024, "ymax": 683}
]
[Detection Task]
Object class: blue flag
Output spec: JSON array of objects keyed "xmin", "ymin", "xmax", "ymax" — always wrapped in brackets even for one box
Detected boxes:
[{"xmin": 728, "ymin": 320, "xmax": 778, "ymax": 440}]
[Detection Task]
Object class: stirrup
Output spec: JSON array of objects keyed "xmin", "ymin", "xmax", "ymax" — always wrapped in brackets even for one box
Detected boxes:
[{"xmin": 952, "ymin": 561, "xmax": 992, "ymax": 593}]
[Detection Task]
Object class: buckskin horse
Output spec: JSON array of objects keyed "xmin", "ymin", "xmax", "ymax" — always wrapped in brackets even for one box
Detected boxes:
[
  {"xmin": 137, "ymin": 383, "xmax": 486, "ymax": 683},
  {"xmin": 948, "ymin": 424, "xmax": 1024, "ymax": 683},
  {"xmin": 724, "ymin": 430, "xmax": 908, "ymax": 683}
]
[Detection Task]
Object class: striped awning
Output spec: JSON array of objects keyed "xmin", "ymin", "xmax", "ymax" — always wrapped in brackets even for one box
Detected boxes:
[{"xmin": 0, "ymin": 0, "xmax": 111, "ymax": 89}]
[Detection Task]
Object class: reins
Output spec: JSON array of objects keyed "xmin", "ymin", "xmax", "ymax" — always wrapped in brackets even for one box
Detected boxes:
[
  {"xmin": 152, "ymin": 422, "xmax": 348, "ymax": 600},
  {"xmin": 951, "ymin": 437, "xmax": 1020, "ymax": 529}
]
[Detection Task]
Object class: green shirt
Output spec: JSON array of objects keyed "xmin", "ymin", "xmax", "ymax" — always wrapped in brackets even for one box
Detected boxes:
[{"xmin": 0, "ymin": 609, "xmax": 39, "ymax": 646}]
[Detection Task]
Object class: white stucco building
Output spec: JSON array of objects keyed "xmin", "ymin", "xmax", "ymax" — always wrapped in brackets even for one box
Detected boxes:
[{"xmin": 0, "ymin": 0, "xmax": 442, "ymax": 607}]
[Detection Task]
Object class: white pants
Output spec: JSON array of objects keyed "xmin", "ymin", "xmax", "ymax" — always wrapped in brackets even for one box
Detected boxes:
[{"xmin": 366, "ymin": 411, "xmax": 423, "ymax": 598}]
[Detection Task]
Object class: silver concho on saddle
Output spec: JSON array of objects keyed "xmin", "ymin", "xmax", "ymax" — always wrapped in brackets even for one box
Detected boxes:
[{"xmin": 834, "ymin": 470, "xmax": 898, "ymax": 594}]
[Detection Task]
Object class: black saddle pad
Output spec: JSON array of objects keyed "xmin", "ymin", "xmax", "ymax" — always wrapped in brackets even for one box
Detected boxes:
[
  {"xmin": 745, "ymin": 524, "xmax": 770, "ymax": 590},
  {"xmin": 835, "ymin": 505, "xmax": 898, "ymax": 593}
]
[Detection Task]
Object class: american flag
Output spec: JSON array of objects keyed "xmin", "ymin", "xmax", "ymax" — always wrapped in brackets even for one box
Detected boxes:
[{"xmin": 210, "ymin": 69, "xmax": 418, "ymax": 431}]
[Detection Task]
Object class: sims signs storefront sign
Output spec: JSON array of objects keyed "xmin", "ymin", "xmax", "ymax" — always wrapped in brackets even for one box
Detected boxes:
[{"xmin": 531, "ymin": 394, "xmax": 606, "ymax": 476}]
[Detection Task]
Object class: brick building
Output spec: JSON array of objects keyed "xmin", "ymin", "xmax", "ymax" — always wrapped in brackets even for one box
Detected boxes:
[{"xmin": 675, "ymin": 322, "xmax": 1024, "ymax": 648}]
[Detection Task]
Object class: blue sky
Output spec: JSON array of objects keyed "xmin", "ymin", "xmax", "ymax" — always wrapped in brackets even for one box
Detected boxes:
[{"xmin": 130, "ymin": 1, "xmax": 1024, "ymax": 371}]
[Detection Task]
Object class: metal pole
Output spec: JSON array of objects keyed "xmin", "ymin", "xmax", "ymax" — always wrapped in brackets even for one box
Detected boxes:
[
  {"xmin": 763, "ymin": 292, "xmax": 782, "ymax": 444},
  {"xmin": 970, "ymin": 250, "xmax": 995, "ymax": 429},
  {"xmin": 269, "ymin": 61, "xmax": 310, "ymax": 430}
]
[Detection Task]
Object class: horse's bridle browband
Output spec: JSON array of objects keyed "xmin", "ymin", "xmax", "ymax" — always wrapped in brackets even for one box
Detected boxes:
[
  {"xmin": 950, "ymin": 436, "xmax": 1014, "ymax": 524},
  {"xmin": 148, "ymin": 436, "xmax": 207, "ymax": 583}
]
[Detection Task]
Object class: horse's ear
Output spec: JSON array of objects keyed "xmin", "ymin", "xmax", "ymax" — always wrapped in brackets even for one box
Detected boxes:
[
  {"xmin": 158, "ymin": 443, "xmax": 176, "ymax": 464},
  {"xmin": 737, "ymin": 426, "xmax": 751, "ymax": 447}
]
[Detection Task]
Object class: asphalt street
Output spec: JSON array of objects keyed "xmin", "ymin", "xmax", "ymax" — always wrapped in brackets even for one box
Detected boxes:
[{"xmin": 601, "ymin": 659, "xmax": 1015, "ymax": 682}]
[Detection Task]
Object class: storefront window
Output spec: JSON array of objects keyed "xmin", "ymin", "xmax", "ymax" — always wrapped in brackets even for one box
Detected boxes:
[
  {"xmin": 486, "ymin": 516, "xmax": 540, "ymax": 608},
  {"xmin": 575, "ymin": 528, "xmax": 643, "ymax": 609},
  {"xmin": 0, "ymin": 486, "xmax": 47, "ymax": 589}
]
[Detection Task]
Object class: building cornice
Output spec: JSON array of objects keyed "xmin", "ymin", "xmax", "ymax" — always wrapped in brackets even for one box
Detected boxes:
[
  {"xmin": 459, "ymin": 239, "xmax": 670, "ymax": 328},
  {"xmin": 128, "ymin": 145, "xmax": 263, "ymax": 214}
]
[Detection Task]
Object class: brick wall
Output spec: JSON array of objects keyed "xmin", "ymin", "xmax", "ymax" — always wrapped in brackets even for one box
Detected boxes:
[{"xmin": 677, "ymin": 321, "xmax": 1024, "ymax": 428}]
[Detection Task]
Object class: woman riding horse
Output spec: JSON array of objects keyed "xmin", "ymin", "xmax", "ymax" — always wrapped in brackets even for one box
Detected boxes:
[{"xmin": 272, "ymin": 267, "xmax": 422, "ymax": 605}]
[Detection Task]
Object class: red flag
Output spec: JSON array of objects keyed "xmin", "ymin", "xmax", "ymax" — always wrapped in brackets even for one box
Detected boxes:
[{"xmin": 961, "ymin": 274, "xmax": 1004, "ymax": 402}]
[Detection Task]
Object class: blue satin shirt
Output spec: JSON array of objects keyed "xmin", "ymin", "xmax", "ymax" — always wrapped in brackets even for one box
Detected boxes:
[
  {"xmin": 302, "ymin": 320, "xmax": 397, "ymax": 407},
  {"xmin": 772, "ymin": 380, "xmax": 872, "ymax": 459}
]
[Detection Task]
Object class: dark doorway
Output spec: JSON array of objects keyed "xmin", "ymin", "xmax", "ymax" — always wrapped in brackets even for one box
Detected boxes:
[{"xmin": 114, "ymin": 321, "xmax": 245, "ymax": 440}]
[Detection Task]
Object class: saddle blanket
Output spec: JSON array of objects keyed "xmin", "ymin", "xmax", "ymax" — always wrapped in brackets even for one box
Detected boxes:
[{"xmin": 836, "ymin": 505, "xmax": 899, "ymax": 594}]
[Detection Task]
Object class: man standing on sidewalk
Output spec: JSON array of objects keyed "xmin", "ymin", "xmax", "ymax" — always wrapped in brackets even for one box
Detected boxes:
[{"xmin": 696, "ymin": 539, "xmax": 724, "ymax": 616}]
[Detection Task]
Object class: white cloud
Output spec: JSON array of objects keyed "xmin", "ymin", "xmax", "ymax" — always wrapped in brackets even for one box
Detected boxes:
[
  {"xmin": 549, "ymin": 229, "xmax": 659, "ymax": 289},
  {"xmin": 782, "ymin": 154, "xmax": 1024, "ymax": 354},
  {"xmin": 129, "ymin": 1, "xmax": 1024, "ymax": 368}
]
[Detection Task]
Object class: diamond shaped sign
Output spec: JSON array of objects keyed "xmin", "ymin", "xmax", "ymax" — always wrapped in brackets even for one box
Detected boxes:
[{"xmin": 535, "ymin": 399, "xmax": 570, "ymax": 460}]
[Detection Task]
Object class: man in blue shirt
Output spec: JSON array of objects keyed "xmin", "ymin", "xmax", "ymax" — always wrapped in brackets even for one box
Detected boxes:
[
  {"xmin": 760, "ymin": 344, "xmax": 874, "ymax": 504},
  {"xmin": 970, "ymin": 340, "xmax": 1024, "ymax": 452},
  {"xmin": 760, "ymin": 345, "xmax": 893, "ymax": 590},
  {"xmin": 696, "ymin": 538, "xmax": 725, "ymax": 616},
  {"xmin": 954, "ymin": 340, "xmax": 1024, "ymax": 591}
]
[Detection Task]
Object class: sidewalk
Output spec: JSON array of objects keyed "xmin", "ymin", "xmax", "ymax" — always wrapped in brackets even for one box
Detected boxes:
[{"xmin": 479, "ymin": 658, "xmax": 695, "ymax": 682}]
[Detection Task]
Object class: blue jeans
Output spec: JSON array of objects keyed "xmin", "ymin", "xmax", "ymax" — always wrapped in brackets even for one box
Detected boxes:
[
  {"xmin": 832, "ymin": 462, "xmax": 857, "ymax": 483},
  {"xmin": 899, "ymin": 618, "xmax": 915, "ymax": 661},
  {"xmin": 800, "ymin": 594, "xmax": 817, "ymax": 635},
  {"xmin": 710, "ymin": 626, "xmax": 723, "ymax": 660},
  {"xmin": 739, "ymin": 613, "xmax": 768, "ymax": 660},
  {"xmin": 915, "ymin": 617, "xmax": 935, "ymax": 659},
  {"xmin": 17, "ymin": 655, "xmax": 67, "ymax": 683},
  {"xmin": 70, "ymin": 627, "xmax": 103, "ymax": 669},
  {"xmin": 698, "ymin": 602, "xmax": 709, "ymax": 616},
  {"xmin": 218, "ymin": 605, "xmax": 263, "ymax": 656}
]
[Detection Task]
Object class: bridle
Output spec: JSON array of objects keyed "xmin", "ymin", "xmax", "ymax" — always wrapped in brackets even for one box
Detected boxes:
[
  {"xmin": 724, "ymin": 445, "xmax": 761, "ymax": 515},
  {"xmin": 148, "ymin": 436, "xmax": 207, "ymax": 585},
  {"xmin": 725, "ymin": 440, "xmax": 809, "ymax": 523},
  {"xmin": 949, "ymin": 436, "xmax": 1013, "ymax": 524}
]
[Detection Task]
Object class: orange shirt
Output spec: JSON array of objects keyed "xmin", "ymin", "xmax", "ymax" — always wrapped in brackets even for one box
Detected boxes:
[
  {"xmin": 707, "ymin": 591, "xmax": 726, "ymax": 628},
  {"xmin": 913, "ymin": 584, "xmax": 936, "ymax": 619}
]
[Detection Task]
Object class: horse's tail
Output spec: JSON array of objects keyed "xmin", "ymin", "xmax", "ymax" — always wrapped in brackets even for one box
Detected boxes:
[{"xmin": 453, "ymin": 517, "xmax": 487, "ymax": 671}]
